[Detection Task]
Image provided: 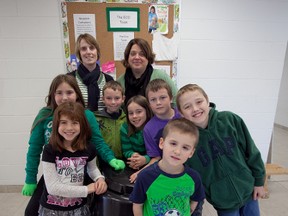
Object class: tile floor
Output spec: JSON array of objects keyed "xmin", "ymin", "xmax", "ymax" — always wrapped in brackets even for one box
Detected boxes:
[{"xmin": 0, "ymin": 125, "xmax": 287, "ymax": 216}]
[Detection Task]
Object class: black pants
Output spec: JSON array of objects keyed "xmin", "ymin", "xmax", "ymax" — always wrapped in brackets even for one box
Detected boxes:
[{"xmin": 24, "ymin": 176, "xmax": 44, "ymax": 216}]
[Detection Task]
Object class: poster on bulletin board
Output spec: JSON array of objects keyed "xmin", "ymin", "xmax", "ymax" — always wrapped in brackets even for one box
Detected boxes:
[{"xmin": 60, "ymin": 0, "xmax": 180, "ymax": 84}]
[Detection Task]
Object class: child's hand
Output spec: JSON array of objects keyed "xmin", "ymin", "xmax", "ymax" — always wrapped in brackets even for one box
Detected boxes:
[
  {"xmin": 87, "ymin": 183, "xmax": 96, "ymax": 194},
  {"xmin": 129, "ymin": 170, "xmax": 140, "ymax": 183},
  {"xmin": 253, "ymin": 186, "xmax": 265, "ymax": 200},
  {"xmin": 95, "ymin": 177, "xmax": 107, "ymax": 195},
  {"xmin": 128, "ymin": 153, "xmax": 146, "ymax": 169},
  {"xmin": 109, "ymin": 158, "xmax": 125, "ymax": 170},
  {"xmin": 22, "ymin": 183, "xmax": 37, "ymax": 196}
]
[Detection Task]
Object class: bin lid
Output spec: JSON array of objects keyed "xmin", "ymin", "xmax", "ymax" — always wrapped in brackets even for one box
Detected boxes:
[{"xmin": 100, "ymin": 162, "xmax": 134, "ymax": 196}]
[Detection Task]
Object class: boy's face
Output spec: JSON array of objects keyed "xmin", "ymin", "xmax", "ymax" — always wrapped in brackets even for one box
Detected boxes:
[
  {"xmin": 103, "ymin": 88, "xmax": 124, "ymax": 114},
  {"xmin": 147, "ymin": 88, "xmax": 172, "ymax": 118},
  {"xmin": 178, "ymin": 90, "xmax": 210, "ymax": 129},
  {"xmin": 159, "ymin": 129, "xmax": 195, "ymax": 167}
]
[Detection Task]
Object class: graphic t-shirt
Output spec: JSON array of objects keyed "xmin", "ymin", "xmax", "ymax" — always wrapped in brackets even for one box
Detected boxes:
[
  {"xmin": 130, "ymin": 162, "xmax": 205, "ymax": 216},
  {"xmin": 40, "ymin": 143, "xmax": 97, "ymax": 211}
]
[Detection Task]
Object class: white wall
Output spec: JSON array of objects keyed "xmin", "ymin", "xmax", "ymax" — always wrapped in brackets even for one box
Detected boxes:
[
  {"xmin": 275, "ymin": 42, "xmax": 288, "ymax": 127},
  {"xmin": 177, "ymin": 0, "xmax": 288, "ymax": 165},
  {"xmin": 0, "ymin": 0, "xmax": 64, "ymax": 185},
  {"xmin": 0, "ymin": 0, "xmax": 287, "ymax": 185}
]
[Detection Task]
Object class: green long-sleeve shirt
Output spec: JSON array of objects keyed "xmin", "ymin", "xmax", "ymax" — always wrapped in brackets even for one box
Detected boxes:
[
  {"xmin": 120, "ymin": 122, "xmax": 150, "ymax": 163},
  {"xmin": 25, "ymin": 107, "xmax": 115, "ymax": 184}
]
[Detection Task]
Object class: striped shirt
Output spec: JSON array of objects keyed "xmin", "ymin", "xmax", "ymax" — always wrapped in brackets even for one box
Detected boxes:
[{"xmin": 76, "ymin": 72, "xmax": 107, "ymax": 111}]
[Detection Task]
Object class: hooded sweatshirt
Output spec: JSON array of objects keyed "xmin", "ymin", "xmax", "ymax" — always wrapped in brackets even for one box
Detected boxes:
[{"xmin": 185, "ymin": 103, "xmax": 265, "ymax": 211}]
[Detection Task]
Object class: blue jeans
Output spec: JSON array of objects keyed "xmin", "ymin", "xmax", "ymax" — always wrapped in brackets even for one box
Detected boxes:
[{"xmin": 217, "ymin": 199, "xmax": 260, "ymax": 216}]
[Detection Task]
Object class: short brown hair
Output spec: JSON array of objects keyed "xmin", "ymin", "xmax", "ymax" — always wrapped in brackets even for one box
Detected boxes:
[
  {"xmin": 102, "ymin": 80, "xmax": 124, "ymax": 96},
  {"xmin": 176, "ymin": 84, "xmax": 209, "ymax": 113},
  {"xmin": 162, "ymin": 118, "xmax": 199, "ymax": 147},
  {"xmin": 122, "ymin": 38, "xmax": 155, "ymax": 68},
  {"xmin": 75, "ymin": 33, "xmax": 101, "ymax": 62},
  {"xmin": 49, "ymin": 102, "xmax": 91, "ymax": 152},
  {"xmin": 145, "ymin": 79, "xmax": 173, "ymax": 100}
]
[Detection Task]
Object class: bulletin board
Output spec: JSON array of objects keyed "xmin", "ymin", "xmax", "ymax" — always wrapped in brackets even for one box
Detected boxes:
[{"xmin": 65, "ymin": 2, "xmax": 175, "ymax": 78}]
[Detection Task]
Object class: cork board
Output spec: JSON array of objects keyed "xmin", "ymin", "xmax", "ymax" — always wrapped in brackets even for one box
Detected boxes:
[{"xmin": 66, "ymin": 2, "xmax": 174, "ymax": 78}]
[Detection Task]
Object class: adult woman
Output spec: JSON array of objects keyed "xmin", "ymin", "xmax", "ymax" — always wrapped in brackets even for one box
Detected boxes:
[
  {"xmin": 117, "ymin": 38, "xmax": 177, "ymax": 105},
  {"xmin": 68, "ymin": 33, "xmax": 113, "ymax": 111}
]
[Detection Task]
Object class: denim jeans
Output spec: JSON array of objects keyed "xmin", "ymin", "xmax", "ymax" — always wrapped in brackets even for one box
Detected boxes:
[{"xmin": 217, "ymin": 199, "xmax": 260, "ymax": 216}]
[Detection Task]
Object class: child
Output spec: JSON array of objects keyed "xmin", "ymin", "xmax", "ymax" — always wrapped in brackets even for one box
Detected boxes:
[
  {"xmin": 94, "ymin": 80, "xmax": 126, "ymax": 160},
  {"xmin": 176, "ymin": 83, "xmax": 266, "ymax": 216},
  {"xmin": 120, "ymin": 95, "xmax": 153, "ymax": 179},
  {"xmin": 39, "ymin": 102, "xmax": 107, "ymax": 216},
  {"xmin": 143, "ymin": 79, "xmax": 182, "ymax": 169},
  {"xmin": 22, "ymin": 74, "xmax": 124, "ymax": 216},
  {"xmin": 130, "ymin": 118, "xmax": 205, "ymax": 216}
]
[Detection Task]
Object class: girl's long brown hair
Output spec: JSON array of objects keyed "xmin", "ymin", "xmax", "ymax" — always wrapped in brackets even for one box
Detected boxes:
[{"xmin": 31, "ymin": 75, "xmax": 85, "ymax": 132}]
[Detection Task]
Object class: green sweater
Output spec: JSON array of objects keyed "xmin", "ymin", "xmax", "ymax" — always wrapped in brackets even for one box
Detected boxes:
[
  {"xmin": 117, "ymin": 68, "xmax": 178, "ymax": 104},
  {"xmin": 25, "ymin": 107, "xmax": 115, "ymax": 184},
  {"xmin": 95, "ymin": 109, "xmax": 126, "ymax": 159},
  {"xmin": 120, "ymin": 122, "xmax": 150, "ymax": 163},
  {"xmin": 185, "ymin": 103, "xmax": 265, "ymax": 211}
]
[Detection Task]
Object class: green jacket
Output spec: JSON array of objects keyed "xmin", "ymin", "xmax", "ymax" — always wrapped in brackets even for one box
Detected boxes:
[
  {"xmin": 25, "ymin": 107, "xmax": 115, "ymax": 184},
  {"xmin": 117, "ymin": 68, "xmax": 178, "ymax": 104},
  {"xmin": 95, "ymin": 109, "xmax": 126, "ymax": 159},
  {"xmin": 186, "ymin": 103, "xmax": 265, "ymax": 211},
  {"xmin": 120, "ymin": 122, "xmax": 150, "ymax": 163}
]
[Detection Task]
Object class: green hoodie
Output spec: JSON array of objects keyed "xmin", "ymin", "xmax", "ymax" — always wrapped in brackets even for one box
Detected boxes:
[
  {"xmin": 186, "ymin": 103, "xmax": 265, "ymax": 211},
  {"xmin": 25, "ymin": 107, "xmax": 115, "ymax": 184},
  {"xmin": 95, "ymin": 109, "xmax": 126, "ymax": 159}
]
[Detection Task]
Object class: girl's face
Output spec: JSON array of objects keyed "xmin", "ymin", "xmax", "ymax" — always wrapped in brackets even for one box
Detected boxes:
[
  {"xmin": 79, "ymin": 39, "xmax": 98, "ymax": 69},
  {"xmin": 127, "ymin": 102, "xmax": 147, "ymax": 128},
  {"xmin": 55, "ymin": 82, "xmax": 77, "ymax": 106},
  {"xmin": 128, "ymin": 44, "xmax": 148, "ymax": 78},
  {"xmin": 58, "ymin": 115, "xmax": 80, "ymax": 145},
  {"xmin": 178, "ymin": 90, "xmax": 210, "ymax": 129}
]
